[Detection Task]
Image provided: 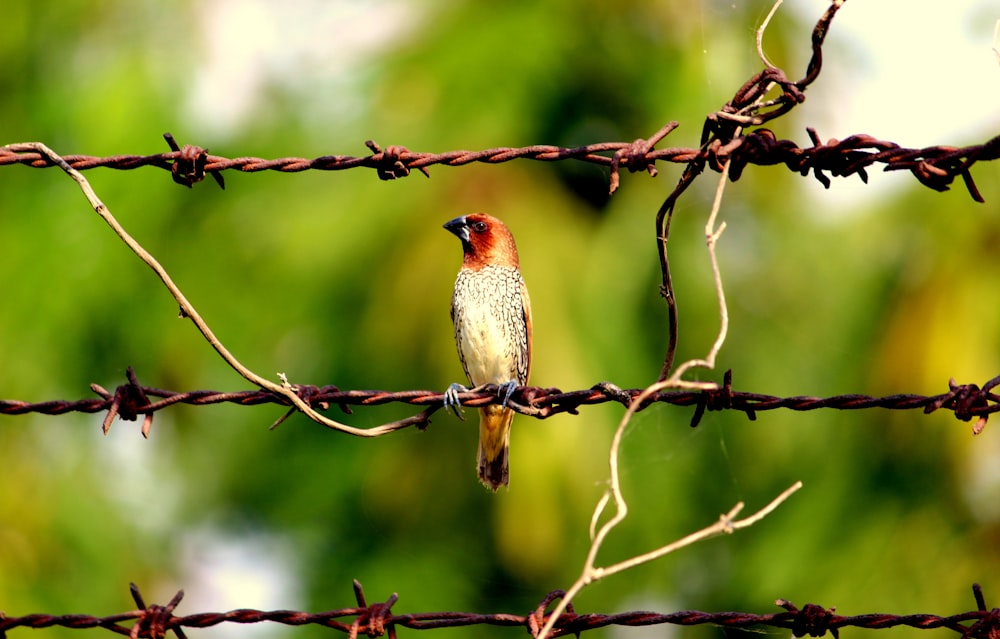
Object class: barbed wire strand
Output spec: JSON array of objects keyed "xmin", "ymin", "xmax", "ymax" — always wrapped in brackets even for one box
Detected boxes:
[
  {"xmin": 2, "ymin": 581, "xmax": 999, "ymax": 639},
  {"xmin": 1, "ymin": 126, "xmax": 994, "ymax": 202},
  {"xmin": 1, "ymin": 367, "xmax": 996, "ymax": 437}
]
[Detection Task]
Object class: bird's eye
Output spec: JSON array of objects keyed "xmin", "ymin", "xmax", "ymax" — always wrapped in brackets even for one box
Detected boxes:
[{"xmin": 471, "ymin": 221, "xmax": 488, "ymax": 233}]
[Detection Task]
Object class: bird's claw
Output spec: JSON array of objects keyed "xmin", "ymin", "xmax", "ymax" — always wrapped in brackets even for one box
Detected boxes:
[
  {"xmin": 444, "ymin": 382, "xmax": 468, "ymax": 420},
  {"xmin": 498, "ymin": 381, "xmax": 518, "ymax": 409}
]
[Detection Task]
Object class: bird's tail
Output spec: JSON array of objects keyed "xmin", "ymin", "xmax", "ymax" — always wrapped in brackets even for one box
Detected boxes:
[{"xmin": 477, "ymin": 405, "xmax": 513, "ymax": 491}]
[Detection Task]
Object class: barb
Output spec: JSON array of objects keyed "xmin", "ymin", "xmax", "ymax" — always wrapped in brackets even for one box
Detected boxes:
[
  {"xmin": 3, "ymin": 370, "xmax": 999, "ymax": 436},
  {"xmin": 162, "ymin": 132, "xmax": 225, "ymax": 189},
  {"xmin": 1, "ymin": 581, "xmax": 997, "ymax": 638}
]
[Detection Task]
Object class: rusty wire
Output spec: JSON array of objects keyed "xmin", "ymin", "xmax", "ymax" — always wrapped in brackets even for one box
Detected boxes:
[
  {"xmin": 1, "ymin": 367, "xmax": 996, "ymax": 437},
  {"xmin": 1, "ymin": 581, "xmax": 999, "ymax": 639},
  {"xmin": 1, "ymin": 0, "xmax": 990, "ymax": 395},
  {"xmin": 0, "ymin": 125, "xmax": 994, "ymax": 203}
]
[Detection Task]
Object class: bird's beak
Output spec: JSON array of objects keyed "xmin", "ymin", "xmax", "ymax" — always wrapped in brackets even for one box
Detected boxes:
[{"xmin": 444, "ymin": 216, "xmax": 470, "ymax": 243}]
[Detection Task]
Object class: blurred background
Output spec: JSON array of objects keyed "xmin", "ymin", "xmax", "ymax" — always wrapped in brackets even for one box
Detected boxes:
[{"xmin": 1, "ymin": 1, "xmax": 999, "ymax": 638}]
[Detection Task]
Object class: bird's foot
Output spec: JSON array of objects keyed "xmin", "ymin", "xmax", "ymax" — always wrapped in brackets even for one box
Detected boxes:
[
  {"xmin": 444, "ymin": 382, "xmax": 468, "ymax": 420},
  {"xmin": 497, "ymin": 380, "xmax": 519, "ymax": 409}
]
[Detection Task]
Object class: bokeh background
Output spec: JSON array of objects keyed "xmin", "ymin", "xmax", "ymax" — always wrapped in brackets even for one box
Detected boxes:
[{"xmin": 1, "ymin": 1, "xmax": 999, "ymax": 638}]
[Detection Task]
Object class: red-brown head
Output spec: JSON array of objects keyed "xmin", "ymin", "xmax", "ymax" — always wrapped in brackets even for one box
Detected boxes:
[{"xmin": 443, "ymin": 213, "xmax": 521, "ymax": 270}]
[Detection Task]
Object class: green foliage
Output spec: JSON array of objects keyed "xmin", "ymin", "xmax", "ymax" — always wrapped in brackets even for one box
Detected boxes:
[{"xmin": 1, "ymin": 2, "xmax": 998, "ymax": 638}]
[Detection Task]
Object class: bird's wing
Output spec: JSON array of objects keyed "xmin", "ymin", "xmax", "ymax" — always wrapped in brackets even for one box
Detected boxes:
[{"xmin": 518, "ymin": 277, "xmax": 532, "ymax": 385}]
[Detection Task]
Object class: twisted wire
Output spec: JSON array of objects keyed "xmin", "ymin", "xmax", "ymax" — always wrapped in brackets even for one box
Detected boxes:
[
  {"xmin": 2, "ymin": 367, "xmax": 996, "ymax": 437},
  {"xmin": 1, "ymin": 582, "xmax": 997, "ymax": 639}
]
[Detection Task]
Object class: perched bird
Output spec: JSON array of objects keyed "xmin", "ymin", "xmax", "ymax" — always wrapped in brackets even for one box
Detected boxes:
[{"xmin": 443, "ymin": 213, "xmax": 532, "ymax": 491}]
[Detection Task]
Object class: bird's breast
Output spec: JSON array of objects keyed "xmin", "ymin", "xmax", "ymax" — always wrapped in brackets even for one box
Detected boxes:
[{"xmin": 452, "ymin": 264, "xmax": 530, "ymax": 387}]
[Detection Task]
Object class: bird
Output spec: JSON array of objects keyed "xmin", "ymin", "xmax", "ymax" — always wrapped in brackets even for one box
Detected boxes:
[{"xmin": 443, "ymin": 213, "xmax": 532, "ymax": 491}]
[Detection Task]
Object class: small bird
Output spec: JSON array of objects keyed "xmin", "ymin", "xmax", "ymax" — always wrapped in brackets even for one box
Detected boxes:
[{"xmin": 443, "ymin": 213, "xmax": 532, "ymax": 491}]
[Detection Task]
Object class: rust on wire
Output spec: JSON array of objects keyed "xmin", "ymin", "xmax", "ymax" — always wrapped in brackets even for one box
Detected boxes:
[
  {"xmin": 128, "ymin": 583, "xmax": 186, "ymax": 639},
  {"xmin": 162, "ymin": 132, "xmax": 225, "ymax": 190},
  {"xmin": 776, "ymin": 599, "xmax": 840, "ymax": 639},
  {"xmin": 349, "ymin": 580, "xmax": 399, "ymax": 639},
  {"xmin": 1, "ymin": 581, "xmax": 998, "ymax": 638}
]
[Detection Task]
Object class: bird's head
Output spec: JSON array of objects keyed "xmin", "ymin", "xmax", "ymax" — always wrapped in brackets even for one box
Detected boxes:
[{"xmin": 443, "ymin": 213, "xmax": 520, "ymax": 270}]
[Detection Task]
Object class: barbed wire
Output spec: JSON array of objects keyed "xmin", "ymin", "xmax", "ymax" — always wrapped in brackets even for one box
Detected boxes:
[
  {"xmin": 2, "ymin": 581, "xmax": 998, "ymax": 639},
  {"xmin": 1, "ymin": 367, "xmax": 996, "ymax": 437},
  {"xmin": 0, "ymin": 125, "xmax": 995, "ymax": 203},
  {"xmin": 0, "ymin": 0, "xmax": 994, "ymax": 205},
  {"xmin": 3, "ymin": 2, "xmax": 999, "ymax": 637}
]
